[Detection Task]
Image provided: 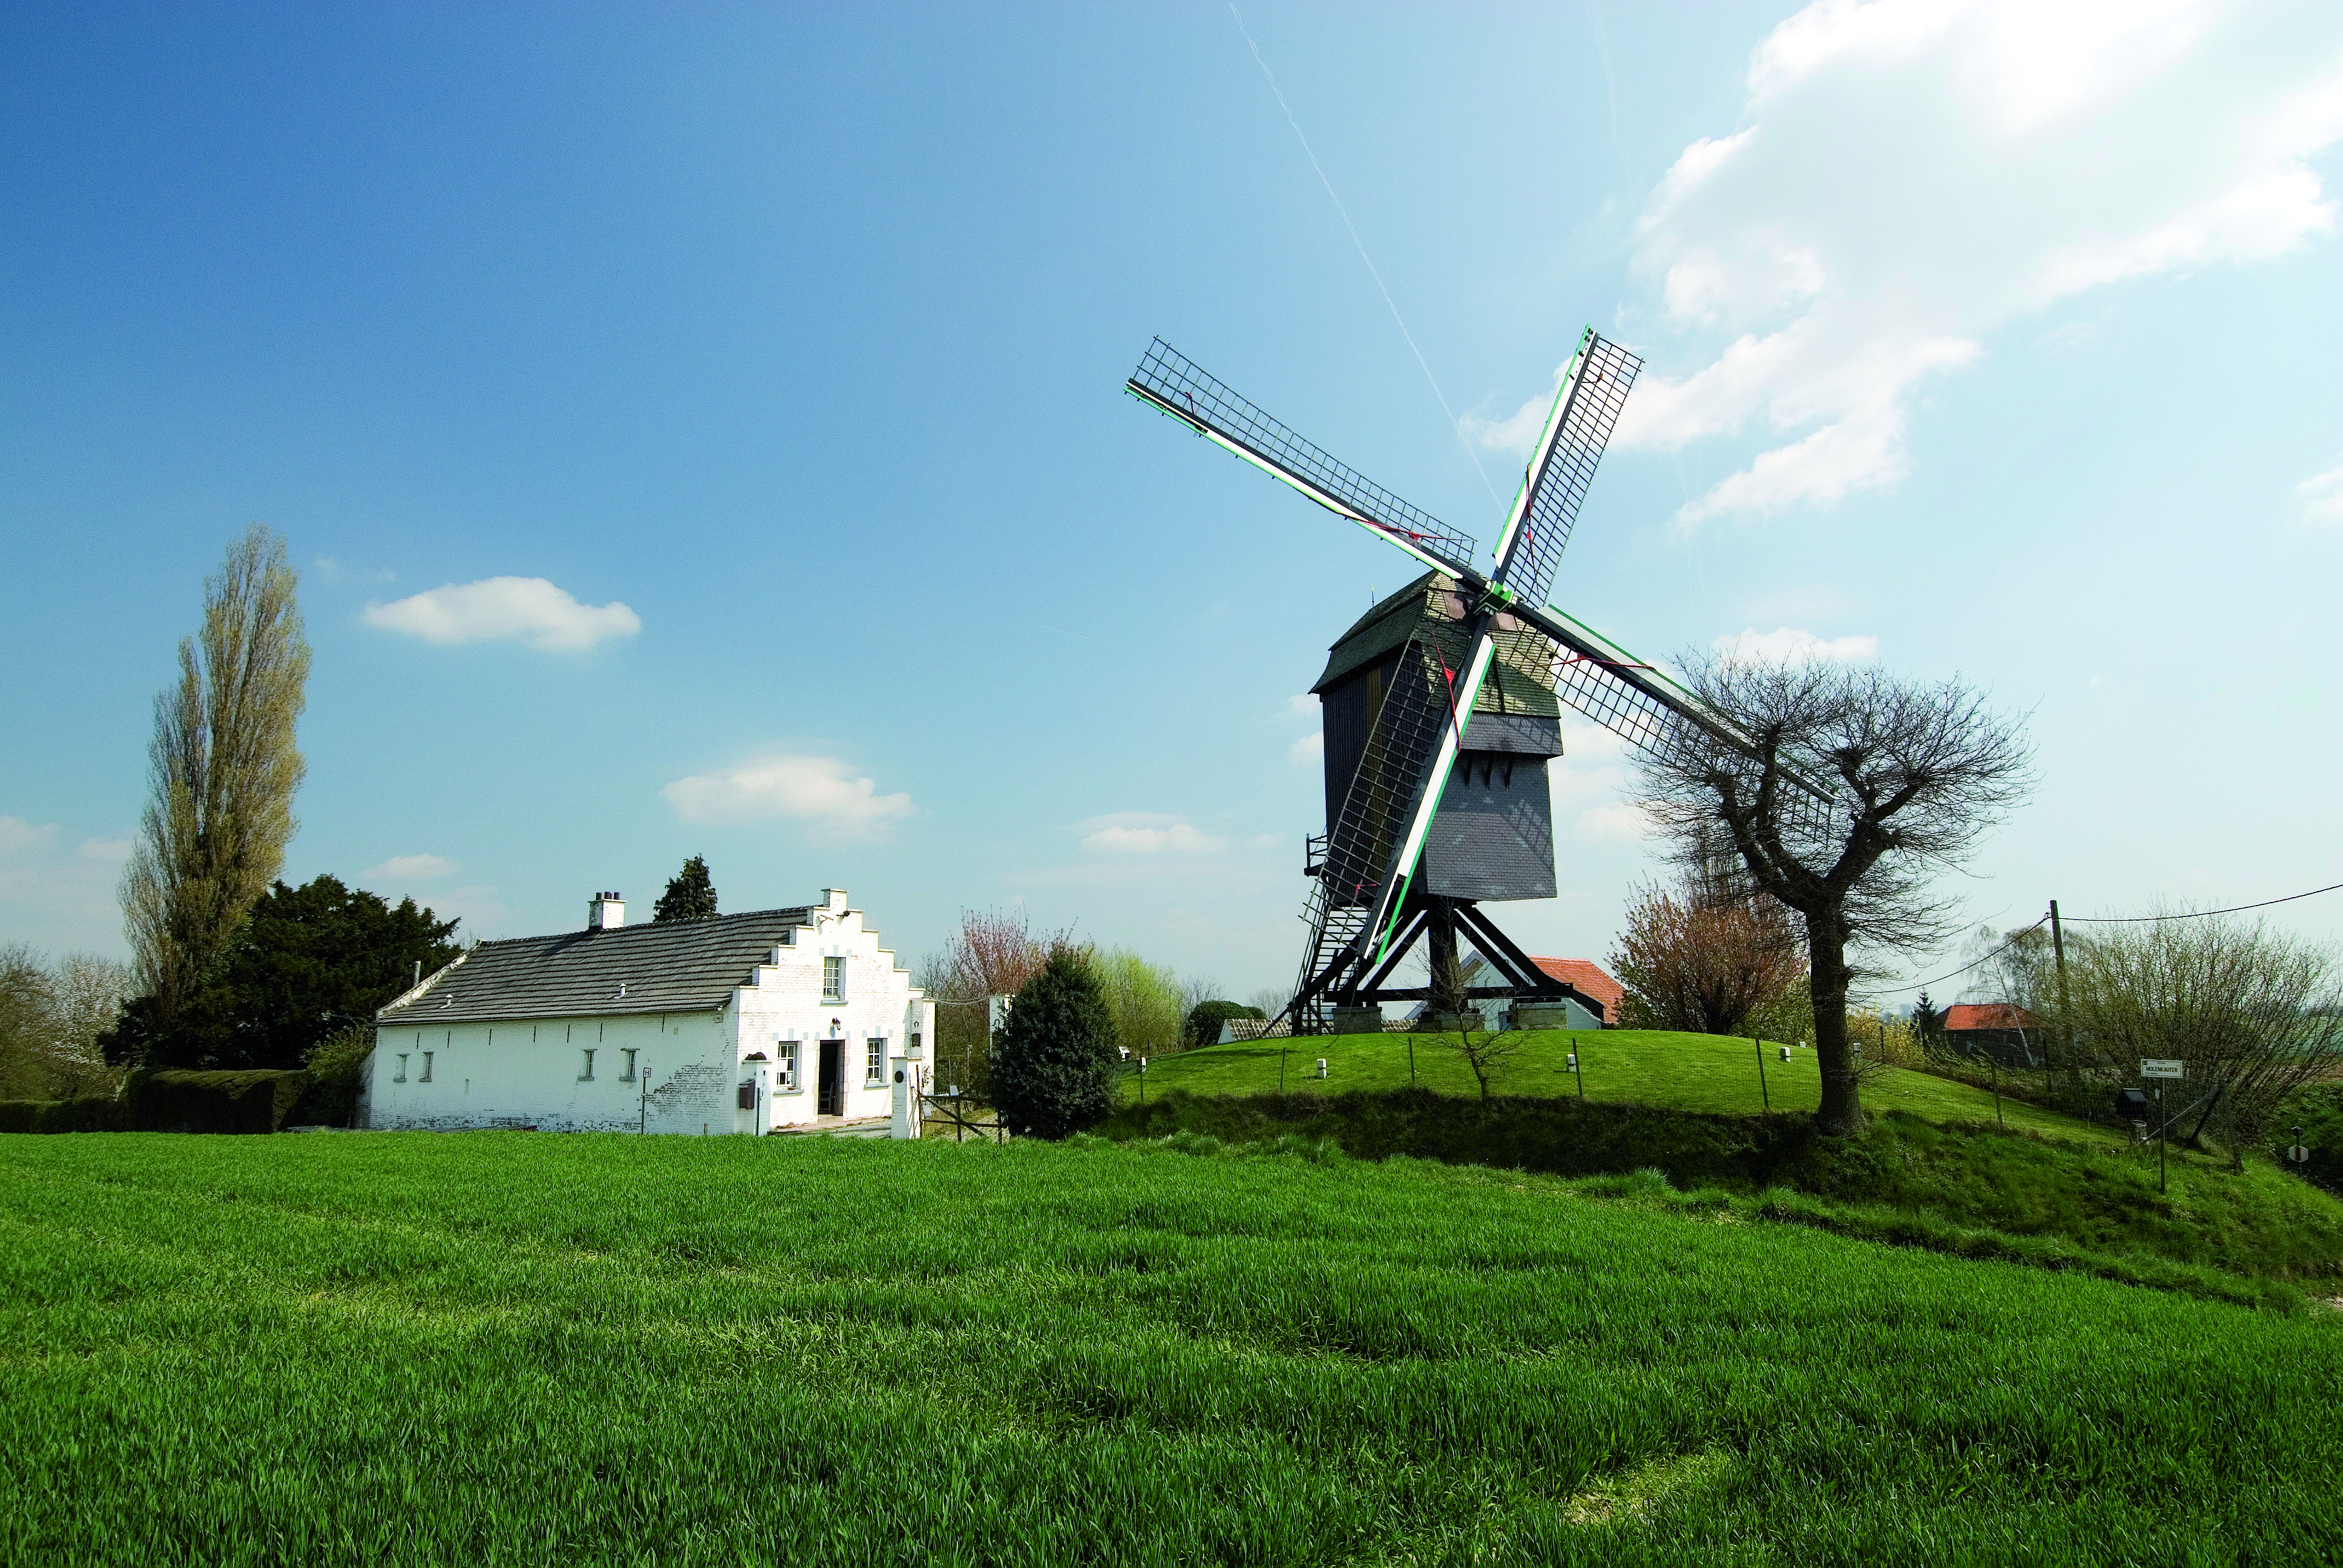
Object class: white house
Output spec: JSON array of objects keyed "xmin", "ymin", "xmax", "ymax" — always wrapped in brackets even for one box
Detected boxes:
[{"xmin": 361, "ymin": 887, "xmax": 934, "ymax": 1135}]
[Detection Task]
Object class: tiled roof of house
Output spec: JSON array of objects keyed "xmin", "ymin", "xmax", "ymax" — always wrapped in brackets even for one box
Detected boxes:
[
  {"xmin": 378, "ymin": 907, "xmax": 816, "ymax": 1026},
  {"xmin": 1530, "ymin": 957, "xmax": 1624, "ymax": 1020},
  {"xmin": 1944, "ymin": 1002, "xmax": 2038, "ymax": 1031}
]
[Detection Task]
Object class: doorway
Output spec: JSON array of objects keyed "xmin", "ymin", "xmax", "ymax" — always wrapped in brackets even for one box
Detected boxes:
[{"xmin": 818, "ymin": 1039, "xmax": 844, "ymax": 1116}]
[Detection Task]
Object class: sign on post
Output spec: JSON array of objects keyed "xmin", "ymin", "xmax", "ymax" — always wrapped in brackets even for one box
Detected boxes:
[{"xmin": 2140, "ymin": 1059, "xmax": 2184, "ymax": 1079}]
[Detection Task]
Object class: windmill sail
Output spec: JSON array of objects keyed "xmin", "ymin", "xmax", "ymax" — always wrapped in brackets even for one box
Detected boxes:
[
  {"xmin": 1126, "ymin": 339, "xmax": 1479, "ymax": 577},
  {"xmin": 1126, "ymin": 331, "xmax": 1840, "ymax": 1031},
  {"xmin": 1487, "ymin": 331, "xmax": 1643, "ymax": 607}
]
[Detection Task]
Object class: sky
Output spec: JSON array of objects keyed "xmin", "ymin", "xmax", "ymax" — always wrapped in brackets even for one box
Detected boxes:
[{"xmin": 4, "ymin": 0, "xmax": 2341, "ymax": 1007}]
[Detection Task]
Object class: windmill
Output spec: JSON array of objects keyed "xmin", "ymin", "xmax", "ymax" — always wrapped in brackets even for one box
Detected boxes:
[{"xmin": 1125, "ymin": 329, "xmax": 1832, "ymax": 1034}]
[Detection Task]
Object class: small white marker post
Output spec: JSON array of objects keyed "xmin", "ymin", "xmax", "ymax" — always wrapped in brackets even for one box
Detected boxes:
[{"xmin": 2141, "ymin": 1059, "xmax": 2184, "ymax": 1191}]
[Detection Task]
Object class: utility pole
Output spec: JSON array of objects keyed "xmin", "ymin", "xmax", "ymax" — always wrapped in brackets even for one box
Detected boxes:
[{"xmin": 2049, "ymin": 900, "xmax": 2075, "ymax": 1100}]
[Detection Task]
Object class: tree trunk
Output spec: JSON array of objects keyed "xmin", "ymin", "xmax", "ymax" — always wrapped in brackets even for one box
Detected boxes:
[{"xmin": 1806, "ymin": 916, "xmax": 1864, "ymax": 1136}]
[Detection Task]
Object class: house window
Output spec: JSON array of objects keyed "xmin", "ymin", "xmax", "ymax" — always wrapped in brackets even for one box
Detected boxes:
[
  {"xmin": 822, "ymin": 956, "xmax": 845, "ymax": 1004},
  {"xmin": 866, "ymin": 1038, "xmax": 885, "ymax": 1083},
  {"xmin": 777, "ymin": 1040, "xmax": 798, "ymax": 1088},
  {"xmin": 394, "ymin": 1054, "xmax": 409, "ymax": 1083},
  {"xmin": 909, "ymin": 1031, "xmax": 922, "ymax": 1056},
  {"xmin": 421, "ymin": 1051, "xmax": 434, "ymax": 1083},
  {"xmin": 621, "ymin": 1048, "xmax": 637, "ymax": 1082},
  {"xmin": 580, "ymin": 1048, "xmax": 596, "ymax": 1082}
]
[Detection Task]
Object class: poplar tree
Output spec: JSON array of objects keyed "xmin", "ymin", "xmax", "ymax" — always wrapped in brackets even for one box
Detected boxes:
[{"xmin": 119, "ymin": 525, "xmax": 310, "ymax": 1059}]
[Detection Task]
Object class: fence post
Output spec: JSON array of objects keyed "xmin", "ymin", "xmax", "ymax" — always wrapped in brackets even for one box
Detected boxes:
[{"xmin": 1754, "ymin": 1037, "xmax": 1769, "ymax": 1113}]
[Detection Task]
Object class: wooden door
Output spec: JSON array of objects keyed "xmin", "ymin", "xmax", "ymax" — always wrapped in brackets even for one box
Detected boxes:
[{"xmin": 818, "ymin": 1039, "xmax": 843, "ymax": 1116}]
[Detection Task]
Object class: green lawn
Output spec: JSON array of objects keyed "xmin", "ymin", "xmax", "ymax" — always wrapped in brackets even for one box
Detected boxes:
[
  {"xmin": 5, "ymin": 1131, "xmax": 2342, "ymax": 1563},
  {"xmin": 1137, "ymin": 1027, "xmax": 2115, "ymax": 1142}
]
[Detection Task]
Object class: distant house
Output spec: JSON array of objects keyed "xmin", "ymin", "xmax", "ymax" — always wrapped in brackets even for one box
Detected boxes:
[
  {"xmin": 1529, "ymin": 958, "xmax": 1624, "ymax": 1027},
  {"xmin": 1395, "ymin": 953, "xmax": 1619, "ymax": 1031},
  {"xmin": 362, "ymin": 887, "xmax": 933, "ymax": 1135},
  {"xmin": 1941, "ymin": 1002, "xmax": 2040, "ymax": 1068}
]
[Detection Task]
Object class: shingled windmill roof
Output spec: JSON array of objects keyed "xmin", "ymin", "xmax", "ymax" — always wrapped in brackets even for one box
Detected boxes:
[
  {"xmin": 1309, "ymin": 571, "xmax": 1560, "ymax": 720},
  {"xmin": 377, "ymin": 906, "xmax": 816, "ymax": 1026}
]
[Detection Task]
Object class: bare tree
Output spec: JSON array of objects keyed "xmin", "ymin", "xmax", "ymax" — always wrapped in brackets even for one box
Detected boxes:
[
  {"xmin": 1608, "ymin": 867, "xmax": 1805, "ymax": 1036},
  {"xmin": 120, "ymin": 524, "xmax": 310, "ymax": 1054},
  {"xmin": 1637, "ymin": 657, "xmax": 2033, "ymax": 1135},
  {"xmin": 2054, "ymin": 910, "xmax": 2343, "ymax": 1168},
  {"xmin": 1427, "ymin": 946, "xmax": 1525, "ymax": 1100},
  {"xmin": 0, "ymin": 946, "xmax": 130, "ymax": 1100}
]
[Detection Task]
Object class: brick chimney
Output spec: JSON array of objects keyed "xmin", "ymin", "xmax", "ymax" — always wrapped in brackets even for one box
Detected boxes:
[{"xmin": 589, "ymin": 891, "xmax": 626, "ymax": 930}]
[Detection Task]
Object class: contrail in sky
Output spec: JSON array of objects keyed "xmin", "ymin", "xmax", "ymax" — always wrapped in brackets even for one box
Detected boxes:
[{"xmin": 1228, "ymin": 4, "xmax": 1502, "ymax": 505}]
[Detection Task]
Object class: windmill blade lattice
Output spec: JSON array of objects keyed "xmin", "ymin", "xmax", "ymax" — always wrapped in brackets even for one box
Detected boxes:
[
  {"xmin": 1490, "ymin": 333, "xmax": 1643, "ymax": 607},
  {"xmin": 1127, "ymin": 340, "xmax": 1478, "ymax": 573}
]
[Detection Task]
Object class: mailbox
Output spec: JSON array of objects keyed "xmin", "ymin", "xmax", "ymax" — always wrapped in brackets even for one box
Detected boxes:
[
  {"xmin": 736, "ymin": 1082, "xmax": 757, "ymax": 1110},
  {"xmin": 2114, "ymin": 1087, "xmax": 2151, "ymax": 1119}
]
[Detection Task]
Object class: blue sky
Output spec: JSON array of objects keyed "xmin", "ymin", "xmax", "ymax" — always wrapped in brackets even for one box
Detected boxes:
[{"xmin": 4, "ymin": 1, "xmax": 2341, "ymax": 1005}]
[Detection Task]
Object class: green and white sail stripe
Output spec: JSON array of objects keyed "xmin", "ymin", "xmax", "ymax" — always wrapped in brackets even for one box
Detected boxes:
[{"xmin": 1485, "ymin": 327, "xmax": 1593, "ymax": 577}]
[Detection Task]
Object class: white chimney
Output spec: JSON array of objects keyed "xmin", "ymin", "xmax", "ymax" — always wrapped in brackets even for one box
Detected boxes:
[
  {"xmin": 589, "ymin": 890, "xmax": 626, "ymax": 930},
  {"xmin": 823, "ymin": 887, "xmax": 848, "ymax": 914}
]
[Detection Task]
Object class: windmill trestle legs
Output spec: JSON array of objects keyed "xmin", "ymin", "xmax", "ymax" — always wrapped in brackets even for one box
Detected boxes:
[{"xmin": 1286, "ymin": 892, "xmax": 1601, "ymax": 1033}]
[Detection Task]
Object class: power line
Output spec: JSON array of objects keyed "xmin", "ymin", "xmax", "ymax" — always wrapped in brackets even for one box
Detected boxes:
[
  {"xmin": 2056, "ymin": 882, "xmax": 2343, "ymax": 923},
  {"xmin": 1883, "ymin": 915, "xmax": 2048, "ymax": 998},
  {"xmin": 1876, "ymin": 877, "xmax": 2343, "ymax": 998}
]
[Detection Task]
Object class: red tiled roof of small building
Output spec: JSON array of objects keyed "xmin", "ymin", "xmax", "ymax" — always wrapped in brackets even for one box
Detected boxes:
[
  {"xmin": 1530, "ymin": 958, "xmax": 1625, "ymax": 1021},
  {"xmin": 1943, "ymin": 1003, "xmax": 2038, "ymax": 1031}
]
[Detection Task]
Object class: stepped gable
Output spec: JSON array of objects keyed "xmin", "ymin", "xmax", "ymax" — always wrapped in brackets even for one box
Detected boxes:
[
  {"xmin": 1529, "ymin": 957, "xmax": 1623, "ymax": 1021},
  {"xmin": 378, "ymin": 906, "xmax": 815, "ymax": 1026}
]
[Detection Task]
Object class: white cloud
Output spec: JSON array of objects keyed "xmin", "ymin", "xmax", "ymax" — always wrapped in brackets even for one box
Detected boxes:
[
  {"xmin": 1286, "ymin": 693, "xmax": 1318, "ymax": 716},
  {"xmin": 1287, "ymin": 733, "xmax": 1324, "ymax": 765},
  {"xmin": 1711, "ymin": 627, "xmax": 1878, "ymax": 664},
  {"xmin": 661, "ymin": 753, "xmax": 916, "ymax": 838},
  {"xmin": 1078, "ymin": 812, "xmax": 1228, "ymax": 856},
  {"xmin": 76, "ymin": 837, "xmax": 133, "ymax": 863},
  {"xmin": 363, "ymin": 853, "xmax": 460, "ymax": 882},
  {"xmin": 1479, "ymin": 1, "xmax": 2343, "ymax": 523},
  {"xmin": 2298, "ymin": 457, "xmax": 2343, "ymax": 523},
  {"xmin": 0, "ymin": 816, "xmax": 59, "ymax": 854},
  {"xmin": 364, "ymin": 577, "xmax": 641, "ymax": 652}
]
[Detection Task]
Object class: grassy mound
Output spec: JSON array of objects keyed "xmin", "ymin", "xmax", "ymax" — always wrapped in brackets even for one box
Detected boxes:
[
  {"xmin": 1138, "ymin": 1027, "xmax": 2111, "ymax": 1141},
  {"xmin": 4, "ymin": 1132, "xmax": 2341, "ymax": 1561}
]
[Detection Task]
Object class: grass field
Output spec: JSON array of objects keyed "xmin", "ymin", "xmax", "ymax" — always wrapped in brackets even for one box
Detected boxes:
[
  {"xmin": 1134, "ymin": 1028, "xmax": 2111, "ymax": 1142},
  {"xmin": 6, "ymin": 1131, "xmax": 2343, "ymax": 1563}
]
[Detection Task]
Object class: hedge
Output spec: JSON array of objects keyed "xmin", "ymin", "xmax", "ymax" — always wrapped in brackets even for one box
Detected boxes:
[
  {"xmin": 124, "ymin": 1070, "xmax": 311, "ymax": 1134},
  {"xmin": 0, "ymin": 1097, "xmax": 132, "ymax": 1134}
]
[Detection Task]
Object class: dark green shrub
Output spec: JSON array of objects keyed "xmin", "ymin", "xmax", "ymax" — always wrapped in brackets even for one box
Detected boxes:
[
  {"xmin": 126, "ymin": 1069, "xmax": 309, "ymax": 1133},
  {"xmin": 0, "ymin": 1097, "xmax": 131, "ymax": 1134},
  {"xmin": 991, "ymin": 950, "xmax": 1117, "ymax": 1140},
  {"xmin": 288, "ymin": 1026, "xmax": 373, "ymax": 1127},
  {"xmin": 1182, "ymin": 1000, "xmax": 1266, "ymax": 1048}
]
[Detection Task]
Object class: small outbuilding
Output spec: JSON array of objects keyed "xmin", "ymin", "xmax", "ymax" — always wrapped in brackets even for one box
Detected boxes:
[
  {"xmin": 361, "ymin": 887, "xmax": 933, "ymax": 1134},
  {"xmin": 1941, "ymin": 1002, "xmax": 2040, "ymax": 1068}
]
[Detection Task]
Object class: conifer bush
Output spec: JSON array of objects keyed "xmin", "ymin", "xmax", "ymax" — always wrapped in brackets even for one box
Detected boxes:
[{"xmin": 991, "ymin": 950, "xmax": 1116, "ymax": 1140}]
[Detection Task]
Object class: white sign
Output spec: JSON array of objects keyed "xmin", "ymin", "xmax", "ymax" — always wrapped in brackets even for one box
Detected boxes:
[{"xmin": 2140, "ymin": 1059, "xmax": 2184, "ymax": 1079}]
